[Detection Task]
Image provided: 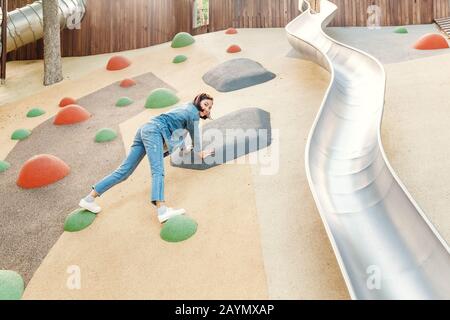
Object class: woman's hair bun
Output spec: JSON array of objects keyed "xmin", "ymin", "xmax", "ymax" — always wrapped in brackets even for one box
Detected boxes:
[{"xmin": 193, "ymin": 93, "xmax": 214, "ymax": 107}]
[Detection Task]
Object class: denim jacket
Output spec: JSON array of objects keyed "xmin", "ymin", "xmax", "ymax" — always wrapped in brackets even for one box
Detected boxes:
[{"xmin": 151, "ymin": 102, "xmax": 202, "ymax": 154}]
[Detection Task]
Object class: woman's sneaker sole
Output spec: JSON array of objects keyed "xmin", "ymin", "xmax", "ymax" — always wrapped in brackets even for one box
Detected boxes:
[
  {"xmin": 79, "ymin": 199, "xmax": 102, "ymax": 214},
  {"xmin": 158, "ymin": 208, "xmax": 186, "ymax": 223}
]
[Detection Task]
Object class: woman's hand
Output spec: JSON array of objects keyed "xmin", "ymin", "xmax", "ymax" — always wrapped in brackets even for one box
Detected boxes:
[{"xmin": 199, "ymin": 149, "xmax": 215, "ymax": 159}]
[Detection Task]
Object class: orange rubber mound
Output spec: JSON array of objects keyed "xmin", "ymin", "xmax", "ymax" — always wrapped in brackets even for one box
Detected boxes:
[
  {"xmin": 53, "ymin": 104, "xmax": 91, "ymax": 125},
  {"xmin": 106, "ymin": 56, "xmax": 131, "ymax": 71},
  {"xmin": 225, "ymin": 27, "xmax": 238, "ymax": 35},
  {"xmin": 59, "ymin": 97, "xmax": 77, "ymax": 108},
  {"xmin": 120, "ymin": 78, "xmax": 137, "ymax": 88},
  {"xmin": 17, "ymin": 154, "xmax": 70, "ymax": 189},
  {"xmin": 413, "ymin": 33, "xmax": 449, "ymax": 50},
  {"xmin": 227, "ymin": 45, "xmax": 242, "ymax": 53}
]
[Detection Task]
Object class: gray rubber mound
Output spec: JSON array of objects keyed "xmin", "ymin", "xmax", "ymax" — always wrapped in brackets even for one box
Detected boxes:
[
  {"xmin": 202, "ymin": 58, "xmax": 276, "ymax": 92},
  {"xmin": 170, "ymin": 108, "xmax": 271, "ymax": 170},
  {"xmin": 0, "ymin": 72, "xmax": 176, "ymax": 284}
]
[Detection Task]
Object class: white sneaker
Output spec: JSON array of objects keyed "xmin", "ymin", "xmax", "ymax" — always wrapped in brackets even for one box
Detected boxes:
[
  {"xmin": 79, "ymin": 198, "xmax": 102, "ymax": 214},
  {"xmin": 158, "ymin": 207, "xmax": 186, "ymax": 223}
]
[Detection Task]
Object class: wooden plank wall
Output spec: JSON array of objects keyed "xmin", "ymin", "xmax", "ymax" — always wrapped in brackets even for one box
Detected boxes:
[
  {"xmin": 7, "ymin": 0, "xmax": 179, "ymax": 60},
  {"xmin": 208, "ymin": 0, "xmax": 299, "ymax": 31},
  {"xmin": 177, "ymin": 0, "xmax": 209, "ymax": 35},
  {"xmin": 5, "ymin": 0, "xmax": 450, "ymax": 60},
  {"xmin": 434, "ymin": 0, "xmax": 450, "ymax": 18},
  {"xmin": 327, "ymin": 0, "xmax": 450, "ymax": 27}
]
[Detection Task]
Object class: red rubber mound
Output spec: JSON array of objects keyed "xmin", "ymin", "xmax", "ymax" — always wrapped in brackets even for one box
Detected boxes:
[
  {"xmin": 53, "ymin": 104, "xmax": 91, "ymax": 125},
  {"xmin": 106, "ymin": 56, "xmax": 132, "ymax": 71},
  {"xmin": 227, "ymin": 45, "xmax": 242, "ymax": 53},
  {"xmin": 120, "ymin": 78, "xmax": 137, "ymax": 88},
  {"xmin": 413, "ymin": 33, "xmax": 449, "ymax": 50},
  {"xmin": 59, "ymin": 97, "xmax": 77, "ymax": 108},
  {"xmin": 17, "ymin": 154, "xmax": 70, "ymax": 189},
  {"xmin": 225, "ymin": 28, "xmax": 238, "ymax": 35}
]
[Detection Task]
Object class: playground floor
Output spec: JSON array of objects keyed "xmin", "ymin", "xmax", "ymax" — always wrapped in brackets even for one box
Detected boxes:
[{"xmin": 0, "ymin": 26, "xmax": 449, "ymax": 299}]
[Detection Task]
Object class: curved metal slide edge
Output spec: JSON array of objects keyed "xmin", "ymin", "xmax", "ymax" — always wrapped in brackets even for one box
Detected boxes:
[
  {"xmin": 0, "ymin": 0, "xmax": 87, "ymax": 53},
  {"xmin": 286, "ymin": 0, "xmax": 450, "ymax": 299}
]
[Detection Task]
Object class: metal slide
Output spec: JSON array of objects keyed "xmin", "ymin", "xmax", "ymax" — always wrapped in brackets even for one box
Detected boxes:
[
  {"xmin": 0, "ymin": 0, "xmax": 87, "ymax": 53},
  {"xmin": 286, "ymin": 0, "xmax": 450, "ymax": 299}
]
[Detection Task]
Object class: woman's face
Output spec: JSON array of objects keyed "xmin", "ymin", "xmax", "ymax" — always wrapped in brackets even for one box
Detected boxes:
[{"xmin": 199, "ymin": 99, "xmax": 213, "ymax": 119}]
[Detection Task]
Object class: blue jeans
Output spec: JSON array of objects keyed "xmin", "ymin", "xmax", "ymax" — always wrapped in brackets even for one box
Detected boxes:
[{"xmin": 93, "ymin": 122, "xmax": 165, "ymax": 205}]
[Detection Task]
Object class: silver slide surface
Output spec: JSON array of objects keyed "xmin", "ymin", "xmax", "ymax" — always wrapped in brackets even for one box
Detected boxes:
[
  {"xmin": 286, "ymin": 0, "xmax": 450, "ymax": 299},
  {"xmin": 0, "ymin": 0, "xmax": 87, "ymax": 53}
]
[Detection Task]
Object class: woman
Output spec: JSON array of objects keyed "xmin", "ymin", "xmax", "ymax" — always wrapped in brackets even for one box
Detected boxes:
[{"xmin": 79, "ymin": 93, "xmax": 215, "ymax": 223}]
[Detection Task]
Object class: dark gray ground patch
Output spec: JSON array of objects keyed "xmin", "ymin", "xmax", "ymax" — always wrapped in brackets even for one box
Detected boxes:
[
  {"xmin": 202, "ymin": 58, "xmax": 276, "ymax": 92},
  {"xmin": 0, "ymin": 72, "xmax": 175, "ymax": 284},
  {"xmin": 170, "ymin": 108, "xmax": 271, "ymax": 170}
]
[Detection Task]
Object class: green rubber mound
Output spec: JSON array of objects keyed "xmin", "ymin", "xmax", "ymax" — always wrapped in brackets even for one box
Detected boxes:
[
  {"xmin": 160, "ymin": 215, "xmax": 198, "ymax": 243},
  {"xmin": 116, "ymin": 97, "xmax": 134, "ymax": 107},
  {"xmin": 11, "ymin": 129, "xmax": 31, "ymax": 141},
  {"xmin": 64, "ymin": 208, "xmax": 97, "ymax": 232},
  {"xmin": 0, "ymin": 270, "xmax": 24, "ymax": 300},
  {"xmin": 95, "ymin": 128, "xmax": 118, "ymax": 143},
  {"xmin": 0, "ymin": 160, "xmax": 11, "ymax": 173},
  {"xmin": 171, "ymin": 32, "xmax": 195, "ymax": 48},
  {"xmin": 395, "ymin": 27, "xmax": 408, "ymax": 34},
  {"xmin": 173, "ymin": 55, "xmax": 188, "ymax": 64},
  {"xmin": 145, "ymin": 88, "xmax": 179, "ymax": 109},
  {"xmin": 27, "ymin": 108, "xmax": 46, "ymax": 118}
]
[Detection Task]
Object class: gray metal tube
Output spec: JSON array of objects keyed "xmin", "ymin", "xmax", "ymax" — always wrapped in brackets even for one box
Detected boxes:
[
  {"xmin": 286, "ymin": 0, "xmax": 450, "ymax": 299},
  {"xmin": 0, "ymin": 0, "xmax": 87, "ymax": 53}
]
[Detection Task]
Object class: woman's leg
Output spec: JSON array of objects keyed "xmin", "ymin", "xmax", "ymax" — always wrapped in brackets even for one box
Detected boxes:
[
  {"xmin": 141, "ymin": 124, "xmax": 186, "ymax": 223},
  {"xmin": 92, "ymin": 129, "xmax": 146, "ymax": 196},
  {"xmin": 140, "ymin": 125, "xmax": 185, "ymax": 223},
  {"xmin": 140, "ymin": 128, "xmax": 165, "ymax": 205},
  {"xmin": 80, "ymin": 129, "xmax": 147, "ymax": 213}
]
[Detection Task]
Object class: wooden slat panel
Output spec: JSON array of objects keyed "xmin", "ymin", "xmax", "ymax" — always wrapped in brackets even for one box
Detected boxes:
[
  {"xmin": 327, "ymin": 0, "xmax": 448, "ymax": 27},
  {"xmin": 7, "ymin": 0, "xmax": 180, "ymax": 60},
  {"xmin": 5, "ymin": 0, "xmax": 450, "ymax": 61}
]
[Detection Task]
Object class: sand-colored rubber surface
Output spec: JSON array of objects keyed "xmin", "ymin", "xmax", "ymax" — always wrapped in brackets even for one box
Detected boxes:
[
  {"xmin": 383, "ymin": 53, "xmax": 450, "ymax": 244},
  {"xmin": 1, "ymin": 28, "xmax": 448, "ymax": 300},
  {"xmin": 23, "ymin": 142, "xmax": 267, "ymax": 299}
]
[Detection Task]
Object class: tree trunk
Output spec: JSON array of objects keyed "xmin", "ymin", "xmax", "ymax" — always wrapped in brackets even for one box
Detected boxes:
[
  {"xmin": 43, "ymin": 0, "xmax": 63, "ymax": 86},
  {"xmin": 1, "ymin": 0, "xmax": 8, "ymax": 85}
]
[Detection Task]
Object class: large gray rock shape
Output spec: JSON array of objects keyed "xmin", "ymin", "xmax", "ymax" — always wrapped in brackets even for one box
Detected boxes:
[
  {"xmin": 202, "ymin": 58, "xmax": 276, "ymax": 92},
  {"xmin": 170, "ymin": 108, "xmax": 271, "ymax": 170}
]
